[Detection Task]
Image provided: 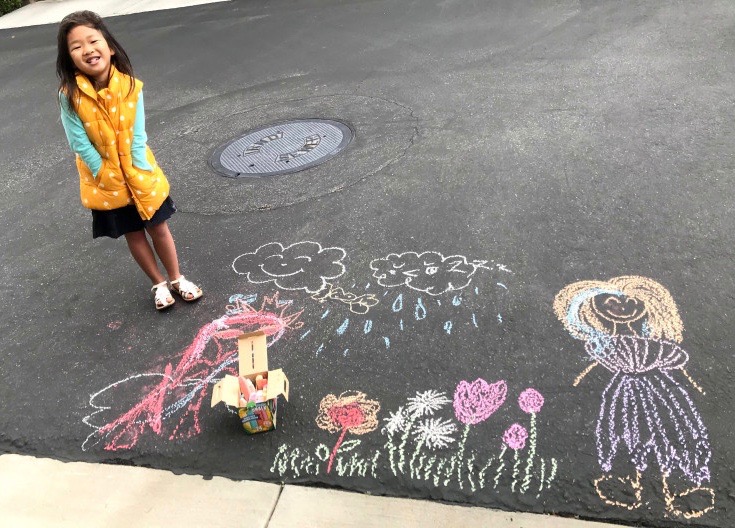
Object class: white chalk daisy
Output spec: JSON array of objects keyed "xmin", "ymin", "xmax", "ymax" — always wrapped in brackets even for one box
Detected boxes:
[
  {"xmin": 382, "ymin": 406, "xmax": 408, "ymax": 435},
  {"xmin": 406, "ymin": 390, "xmax": 450, "ymax": 418},
  {"xmin": 413, "ymin": 417, "xmax": 457, "ymax": 450}
]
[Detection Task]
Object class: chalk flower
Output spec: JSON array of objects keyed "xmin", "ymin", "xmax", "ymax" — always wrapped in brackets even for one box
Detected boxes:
[
  {"xmin": 382, "ymin": 406, "xmax": 409, "ymax": 435},
  {"xmin": 518, "ymin": 388, "xmax": 544, "ymax": 414},
  {"xmin": 413, "ymin": 417, "xmax": 457, "ymax": 450},
  {"xmin": 406, "ymin": 390, "xmax": 451, "ymax": 418},
  {"xmin": 503, "ymin": 423, "xmax": 528, "ymax": 451},
  {"xmin": 453, "ymin": 378, "xmax": 507, "ymax": 425},
  {"xmin": 518, "ymin": 388, "xmax": 544, "ymax": 493},
  {"xmin": 316, "ymin": 391, "xmax": 380, "ymax": 473}
]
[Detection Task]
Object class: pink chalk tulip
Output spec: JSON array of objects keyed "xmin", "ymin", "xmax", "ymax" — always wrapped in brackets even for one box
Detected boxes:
[{"xmin": 453, "ymin": 378, "xmax": 507, "ymax": 425}]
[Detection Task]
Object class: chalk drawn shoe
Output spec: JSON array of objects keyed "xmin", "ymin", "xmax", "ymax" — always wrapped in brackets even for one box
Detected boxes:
[
  {"xmin": 662, "ymin": 475, "xmax": 715, "ymax": 520},
  {"xmin": 170, "ymin": 275, "xmax": 203, "ymax": 302},
  {"xmin": 594, "ymin": 472, "xmax": 642, "ymax": 510},
  {"xmin": 152, "ymin": 281, "xmax": 175, "ymax": 310}
]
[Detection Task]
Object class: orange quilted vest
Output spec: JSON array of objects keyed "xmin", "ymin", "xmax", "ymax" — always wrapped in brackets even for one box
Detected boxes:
[{"xmin": 70, "ymin": 66, "xmax": 170, "ymax": 220}]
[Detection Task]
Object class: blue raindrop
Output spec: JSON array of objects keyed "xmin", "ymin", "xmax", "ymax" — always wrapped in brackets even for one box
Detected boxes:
[
  {"xmin": 415, "ymin": 297, "xmax": 427, "ymax": 320},
  {"xmin": 337, "ymin": 318, "xmax": 350, "ymax": 335},
  {"xmin": 392, "ymin": 294, "xmax": 403, "ymax": 312}
]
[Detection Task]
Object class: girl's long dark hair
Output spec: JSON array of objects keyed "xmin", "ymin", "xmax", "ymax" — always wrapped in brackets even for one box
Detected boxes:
[{"xmin": 56, "ymin": 11, "xmax": 135, "ymax": 109}]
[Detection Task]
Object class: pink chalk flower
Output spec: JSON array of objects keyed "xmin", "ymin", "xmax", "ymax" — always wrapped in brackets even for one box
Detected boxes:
[
  {"xmin": 453, "ymin": 378, "xmax": 507, "ymax": 425},
  {"xmin": 503, "ymin": 423, "xmax": 528, "ymax": 451},
  {"xmin": 518, "ymin": 388, "xmax": 544, "ymax": 414}
]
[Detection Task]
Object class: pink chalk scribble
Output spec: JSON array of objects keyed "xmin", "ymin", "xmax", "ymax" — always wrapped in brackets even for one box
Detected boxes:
[
  {"xmin": 82, "ymin": 294, "xmax": 303, "ymax": 451},
  {"xmin": 453, "ymin": 378, "xmax": 507, "ymax": 425},
  {"xmin": 503, "ymin": 423, "xmax": 528, "ymax": 451},
  {"xmin": 107, "ymin": 321, "xmax": 122, "ymax": 330},
  {"xmin": 518, "ymin": 388, "xmax": 544, "ymax": 414}
]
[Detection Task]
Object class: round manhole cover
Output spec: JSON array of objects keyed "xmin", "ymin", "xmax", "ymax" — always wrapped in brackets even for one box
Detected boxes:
[{"xmin": 209, "ymin": 118, "xmax": 354, "ymax": 178}]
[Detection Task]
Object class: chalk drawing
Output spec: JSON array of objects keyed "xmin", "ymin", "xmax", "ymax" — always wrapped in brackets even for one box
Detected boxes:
[
  {"xmin": 311, "ymin": 282, "xmax": 380, "ymax": 314},
  {"xmin": 392, "ymin": 294, "xmax": 403, "ymax": 312},
  {"xmin": 452, "ymin": 379, "xmax": 507, "ymax": 488},
  {"xmin": 554, "ymin": 276, "xmax": 714, "ymax": 519},
  {"xmin": 336, "ymin": 318, "xmax": 350, "ymax": 335},
  {"xmin": 233, "ymin": 241, "xmax": 380, "ymax": 313},
  {"xmin": 518, "ymin": 388, "xmax": 544, "ymax": 493},
  {"xmin": 230, "ymin": 244, "xmax": 511, "ymax": 361},
  {"xmin": 233, "ymin": 241, "xmax": 346, "ymax": 294},
  {"xmin": 415, "ymin": 297, "xmax": 427, "ymax": 320},
  {"xmin": 272, "ymin": 381, "xmax": 557, "ymax": 499},
  {"xmin": 370, "ymin": 252, "xmax": 501, "ymax": 295},
  {"xmin": 302, "ymin": 276, "xmax": 507, "ymax": 358},
  {"xmin": 82, "ymin": 294, "xmax": 303, "ymax": 451},
  {"xmin": 316, "ymin": 391, "xmax": 381, "ymax": 473}
]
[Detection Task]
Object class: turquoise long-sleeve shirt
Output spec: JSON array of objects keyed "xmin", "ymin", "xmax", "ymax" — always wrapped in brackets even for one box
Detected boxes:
[{"xmin": 59, "ymin": 90, "xmax": 153, "ymax": 178}]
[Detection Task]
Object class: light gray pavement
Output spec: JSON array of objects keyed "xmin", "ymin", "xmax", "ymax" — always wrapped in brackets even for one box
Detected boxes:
[
  {"xmin": 0, "ymin": 454, "xmax": 628, "ymax": 528},
  {"xmin": 0, "ymin": 0, "xmax": 230, "ymax": 29}
]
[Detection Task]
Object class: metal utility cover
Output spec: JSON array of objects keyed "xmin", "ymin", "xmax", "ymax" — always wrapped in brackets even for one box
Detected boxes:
[{"xmin": 210, "ymin": 119, "xmax": 354, "ymax": 178}]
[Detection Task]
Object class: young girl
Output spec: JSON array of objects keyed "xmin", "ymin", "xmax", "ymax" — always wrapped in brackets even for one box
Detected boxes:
[{"xmin": 56, "ymin": 11, "xmax": 202, "ymax": 311}]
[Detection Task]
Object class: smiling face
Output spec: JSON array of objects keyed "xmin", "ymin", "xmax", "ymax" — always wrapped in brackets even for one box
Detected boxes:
[
  {"xmin": 592, "ymin": 293, "xmax": 647, "ymax": 324},
  {"xmin": 67, "ymin": 25, "xmax": 115, "ymax": 87}
]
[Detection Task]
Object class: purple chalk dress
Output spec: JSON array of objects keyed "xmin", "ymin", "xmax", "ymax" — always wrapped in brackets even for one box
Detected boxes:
[{"xmin": 588, "ymin": 335, "xmax": 711, "ymax": 485}]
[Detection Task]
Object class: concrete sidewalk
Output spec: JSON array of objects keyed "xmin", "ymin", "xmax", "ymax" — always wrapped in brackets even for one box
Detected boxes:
[
  {"xmin": 0, "ymin": 454, "xmax": 627, "ymax": 528},
  {"xmin": 0, "ymin": 0, "xmax": 231, "ymax": 29}
]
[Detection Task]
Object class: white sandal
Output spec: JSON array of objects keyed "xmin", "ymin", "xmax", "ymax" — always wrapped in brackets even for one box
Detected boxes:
[
  {"xmin": 170, "ymin": 275, "xmax": 203, "ymax": 302},
  {"xmin": 152, "ymin": 281, "xmax": 175, "ymax": 310}
]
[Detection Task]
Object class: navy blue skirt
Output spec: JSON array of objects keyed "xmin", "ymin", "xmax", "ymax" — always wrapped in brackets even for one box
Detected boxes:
[{"xmin": 92, "ymin": 197, "xmax": 176, "ymax": 239}]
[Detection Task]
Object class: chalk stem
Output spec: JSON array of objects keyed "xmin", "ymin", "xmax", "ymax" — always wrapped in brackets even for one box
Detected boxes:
[
  {"xmin": 454, "ymin": 425, "xmax": 471, "ymax": 489},
  {"xmin": 327, "ymin": 428, "xmax": 348, "ymax": 474},
  {"xmin": 520, "ymin": 412, "xmax": 537, "ymax": 493},
  {"xmin": 494, "ymin": 445, "xmax": 507, "ymax": 489},
  {"xmin": 409, "ymin": 438, "xmax": 425, "ymax": 479},
  {"xmin": 511, "ymin": 449, "xmax": 521, "ymax": 492},
  {"xmin": 397, "ymin": 416, "xmax": 417, "ymax": 473}
]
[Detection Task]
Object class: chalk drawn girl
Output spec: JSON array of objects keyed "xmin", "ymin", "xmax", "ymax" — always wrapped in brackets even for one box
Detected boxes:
[
  {"xmin": 553, "ymin": 276, "xmax": 714, "ymax": 519},
  {"xmin": 57, "ymin": 11, "xmax": 201, "ymax": 310}
]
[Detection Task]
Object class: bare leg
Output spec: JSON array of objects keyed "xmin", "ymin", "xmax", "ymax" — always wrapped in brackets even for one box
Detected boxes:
[
  {"xmin": 146, "ymin": 221, "xmax": 181, "ymax": 281},
  {"xmin": 124, "ymin": 229, "xmax": 166, "ymax": 284}
]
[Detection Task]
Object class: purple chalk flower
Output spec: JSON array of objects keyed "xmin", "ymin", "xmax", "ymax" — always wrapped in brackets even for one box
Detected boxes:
[
  {"xmin": 503, "ymin": 423, "xmax": 528, "ymax": 450},
  {"xmin": 453, "ymin": 378, "xmax": 507, "ymax": 425},
  {"xmin": 518, "ymin": 388, "xmax": 545, "ymax": 414}
]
